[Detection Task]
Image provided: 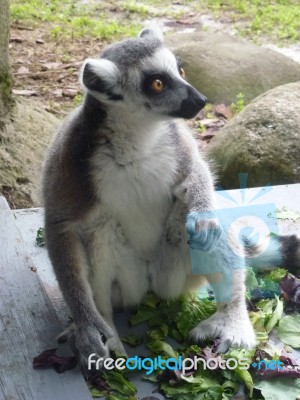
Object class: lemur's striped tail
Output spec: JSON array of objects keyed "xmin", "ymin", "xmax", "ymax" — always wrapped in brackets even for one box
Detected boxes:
[{"xmin": 245, "ymin": 234, "xmax": 300, "ymax": 275}]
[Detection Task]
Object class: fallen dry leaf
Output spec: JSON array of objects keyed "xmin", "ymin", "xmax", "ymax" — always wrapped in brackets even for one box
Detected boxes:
[
  {"xmin": 214, "ymin": 103, "xmax": 233, "ymax": 120},
  {"xmin": 63, "ymin": 88, "xmax": 79, "ymax": 98}
]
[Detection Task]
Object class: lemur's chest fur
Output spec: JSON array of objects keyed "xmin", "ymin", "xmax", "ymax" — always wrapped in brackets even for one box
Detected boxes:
[{"xmin": 88, "ymin": 123, "xmax": 178, "ymax": 257}]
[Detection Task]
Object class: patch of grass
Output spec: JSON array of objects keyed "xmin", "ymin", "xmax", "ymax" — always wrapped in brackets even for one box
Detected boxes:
[
  {"xmin": 122, "ymin": 1, "xmax": 153, "ymax": 16},
  {"xmin": 203, "ymin": 0, "xmax": 300, "ymax": 42},
  {"xmin": 120, "ymin": 0, "xmax": 185, "ymax": 19},
  {"xmin": 72, "ymin": 94, "xmax": 83, "ymax": 107},
  {"xmin": 10, "ymin": 0, "xmax": 141, "ymax": 40},
  {"xmin": 10, "ymin": 0, "xmax": 77, "ymax": 23},
  {"xmin": 195, "ymin": 121, "xmax": 206, "ymax": 133},
  {"xmin": 231, "ymin": 92, "xmax": 245, "ymax": 115},
  {"xmin": 202, "ymin": 103, "xmax": 214, "ymax": 119},
  {"xmin": 51, "ymin": 17, "xmax": 140, "ymax": 40}
]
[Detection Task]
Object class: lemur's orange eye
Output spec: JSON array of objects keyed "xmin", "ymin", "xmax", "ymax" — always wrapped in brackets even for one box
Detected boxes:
[
  {"xmin": 151, "ymin": 79, "xmax": 164, "ymax": 92},
  {"xmin": 179, "ymin": 67, "xmax": 185, "ymax": 78}
]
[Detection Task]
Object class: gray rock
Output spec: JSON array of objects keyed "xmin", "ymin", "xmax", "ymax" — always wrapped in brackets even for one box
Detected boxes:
[
  {"xmin": 166, "ymin": 31, "xmax": 300, "ymax": 104},
  {"xmin": 207, "ymin": 82, "xmax": 300, "ymax": 188},
  {"xmin": 0, "ymin": 98, "xmax": 60, "ymax": 207}
]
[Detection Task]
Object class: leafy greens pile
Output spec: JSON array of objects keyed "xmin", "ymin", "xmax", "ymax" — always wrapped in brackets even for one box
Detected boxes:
[
  {"xmin": 88, "ymin": 268, "xmax": 300, "ymax": 400},
  {"xmin": 35, "ymin": 225, "xmax": 300, "ymax": 399}
]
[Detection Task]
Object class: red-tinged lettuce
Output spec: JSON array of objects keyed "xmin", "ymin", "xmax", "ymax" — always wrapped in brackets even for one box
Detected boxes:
[
  {"xmin": 251, "ymin": 348, "xmax": 300, "ymax": 380},
  {"xmin": 32, "ymin": 348, "xmax": 77, "ymax": 373},
  {"xmin": 280, "ymin": 273, "xmax": 300, "ymax": 313}
]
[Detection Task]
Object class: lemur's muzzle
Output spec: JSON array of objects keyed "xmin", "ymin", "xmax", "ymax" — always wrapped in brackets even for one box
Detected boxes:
[{"xmin": 170, "ymin": 85, "xmax": 207, "ymax": 119}]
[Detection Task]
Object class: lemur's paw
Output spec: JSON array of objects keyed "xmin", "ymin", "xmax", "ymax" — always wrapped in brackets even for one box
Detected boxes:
[
  {"xmin": 189, "ymin": 311, "xmax": 256, "ymax": 353},
  {"xmin": 75, "ymin": 324, "xmax": 112, "ymax": 365},
  {"xmin": 107, "ymin": 336, "xmax": 127, "ymax": 357},
  {"xmin": 186, "ymin": 211, "xmax": 222, "ymax": 251}
]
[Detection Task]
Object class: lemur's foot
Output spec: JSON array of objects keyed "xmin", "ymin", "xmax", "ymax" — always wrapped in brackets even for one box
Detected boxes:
[
  {"xmin": 189, "ymin": 310, "xmax": 256, "ymax": 353},
  {"xmin": 186, "ymin": 211, "xmax": 222, "ymax": 251},
  {"xmin": 75, "ymin": 324, "xmax": 111, "ymax": 364},
  {"xmin": 57, "ymin": 321, "xmax": 126, "ymax": 365},
  {"xmin": 106, "ymin": 336, "xmax": 127, "ymax": 356},
  {"xmin": 57, "ymin": 317, "xmax": 116, "ymax": 365}
]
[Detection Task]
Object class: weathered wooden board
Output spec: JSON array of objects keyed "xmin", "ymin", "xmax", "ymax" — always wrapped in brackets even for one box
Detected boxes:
[{"xmin": 0, "ymin": 197, "xmax": 92, "ymax": 400}]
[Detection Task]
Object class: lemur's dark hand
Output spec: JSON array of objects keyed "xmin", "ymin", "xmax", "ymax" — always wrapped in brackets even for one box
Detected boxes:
[{"xmin": 186, "ymin": 211, "xmax": 222, "ymax": 251}]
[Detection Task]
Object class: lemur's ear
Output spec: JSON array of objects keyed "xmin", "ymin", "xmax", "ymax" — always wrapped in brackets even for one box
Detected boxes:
[
  {"xmin": 80, "ymin": 58, "xmax": 122, "ymax": 100},
  {"xmin": 139, "ymin": 28, "xmax": 163, "ymax": 42}
]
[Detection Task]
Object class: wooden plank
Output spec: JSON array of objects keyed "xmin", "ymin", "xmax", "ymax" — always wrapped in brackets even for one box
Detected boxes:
[
  {"xmin": 0, "ymin": 197, "xmax": 92, "ymax": 400},
  {"xmin": 12, "ymin": 207, "xmax": 70, "ymax": 328}
]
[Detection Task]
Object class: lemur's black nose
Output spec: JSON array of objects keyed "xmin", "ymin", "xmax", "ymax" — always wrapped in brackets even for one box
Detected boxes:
[
  {"xmin": 177, "ymin": 86, "xmax": 207, "ymax": 119},
  {"xmin": 189, "ymin": 86, "xmax": 207, "ymax": 109},
  {"xmin": 197, "ymin": 92, "xmax": 207, "ymax": 108}
]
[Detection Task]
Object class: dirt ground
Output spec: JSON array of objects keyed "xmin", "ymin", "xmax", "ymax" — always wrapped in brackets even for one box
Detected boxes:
[{"xmin": 9, "ymin": 24, "xmax": 101, "ymax": 116}]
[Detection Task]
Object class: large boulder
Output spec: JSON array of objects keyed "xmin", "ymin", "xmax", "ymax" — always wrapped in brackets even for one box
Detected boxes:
[
  {"xmin": 166, "ymin": 31, "xmax": 300, "ymax": 105},
  {"xmin": 0, "ymin": 98, "xmax": 59, "ymax": 208},
  {"xmin": 207, "ymin": 82, "xmax": 300, "ymax": 189}
]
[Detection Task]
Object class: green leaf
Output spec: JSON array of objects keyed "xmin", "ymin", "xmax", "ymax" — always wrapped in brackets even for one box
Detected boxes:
[
  {"xmin": 254, "ymin": 378, "xmax": 300, "ymax": 400},
  {"xmin": 221, "ymin": 380, "xmax": 239, "ymax": 397},
  {"xmin": 36, "ymin": 227, "xmax": 46, "ymax": 247},
  {"xmin": 265, "ymin": 296, "xmax": 283, "ymax": 333},
  {"xmin": 161, "ymin": 380, "xmax": 223, "ymax": 399},
  {"xmin": 147, "ymin": 325, "xmax": 169, "ymax": 341},
  {"xmin": 141, "ymin": 293, "xmax": 160, "ymax": 308},
  {"xmin": 255, "ymin": 331, "xmax": 269, "ymax": 343},
  {"xmin": 176, "ymin": 296, "xmax": 216, "ymax": 337},
  {"xmin": 180, "ymin": 375, "xmax": 205, "ymax": 384},
  {"xmin": 181, "ymin": 344, "xmax": 201, "ymax": 356},
  {"xmin": 102, "ymin": 371, "xmax": 137, "ymax": 396},
  {"xmin": 246, "ymin": 267, "xmax": 258, "ymax": 292},
  {"xmin": 250, "ymin": 297, "xmax": 283, "ymax": 336},
  {"xmin": 142, "ymin": 374, "xmax": 158, "ymax": 383},
  {"xmin": 147, "ymin": 340, "xmax": 178, "ymax": 359},
  {"xmin": 106, "ymin": 395, "xmax": 137, "ymax": 400},
  {"xmin": 88, "ymin": 386, "xmax": 109, "ymax": 398},
  {"xmin": 278, "ymin": 315, "xmax": 300, "ymax": 348},
  {"xmin": 225, "ymin": 348, "xmax": 254, "ymax": 397},
  {"xmin": 129, "ymin": 307, "xmax": 157, "ymax": 325},
  {"xmin": 263, "ymin": 268, "xmax": 287, "ymax": 283},
  {"xmin": 256, "ymin": 298, "xmax": 275, "ymax": 314},
  {"xmin": 120, "ymin": 334, "xmax": 142, "ymax": 347},
  {"xmin": 169, "ymin": 326, "xmax": 184, "ymax": 342}
]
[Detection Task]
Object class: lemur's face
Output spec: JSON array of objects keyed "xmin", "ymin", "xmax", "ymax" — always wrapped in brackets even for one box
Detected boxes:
[{"xmin": 80, "ymin": 29, "xmax": 207, "ymax": 120}]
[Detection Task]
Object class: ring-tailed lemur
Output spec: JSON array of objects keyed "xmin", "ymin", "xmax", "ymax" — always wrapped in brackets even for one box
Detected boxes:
[{"xmin": 43, "ymin": 28, "xmax": 300, "ymax": 363}]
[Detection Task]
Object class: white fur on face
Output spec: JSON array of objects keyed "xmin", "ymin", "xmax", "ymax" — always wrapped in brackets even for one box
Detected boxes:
[{"xmin": 141, "ymin": 47, "xmax": 181, "ymax": 78}]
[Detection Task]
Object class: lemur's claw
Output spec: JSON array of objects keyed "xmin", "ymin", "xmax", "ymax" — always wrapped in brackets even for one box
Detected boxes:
[{"xmin": 186, "ymin": 211, "xmax": 222, "ymax": 251}]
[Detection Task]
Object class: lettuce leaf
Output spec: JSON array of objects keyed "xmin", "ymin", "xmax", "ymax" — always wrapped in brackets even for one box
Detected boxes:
[
  {"xmin": 278, "ymin": 315, "xmax": 300, "ymax": 348},
  {"xmin": 102, "ymin": 371, "xmax": 137, "ymax": 396},
  {"xmin": 120, "ymin": 335, "xmax": 142, "ymax": 347},
  {"xmin": 254, "ymin": 378, "xmax": 300, "ymax": 400}
]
